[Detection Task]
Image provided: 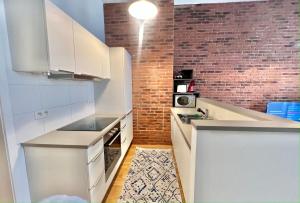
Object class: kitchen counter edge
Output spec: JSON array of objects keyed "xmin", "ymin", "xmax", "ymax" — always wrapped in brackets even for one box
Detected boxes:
[{"xmin": 21, "ymin": 112, "xmax": 130, "ymax": 149}]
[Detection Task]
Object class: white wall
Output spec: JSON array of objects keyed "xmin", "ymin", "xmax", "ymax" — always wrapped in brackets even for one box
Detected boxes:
[
  {"xmin": 0, "ymin": 0, "xmax": 99, "ymax": 201},
  {"xmin": 51, "ymin": 0, "xmax": 105, "ymax": 42}
]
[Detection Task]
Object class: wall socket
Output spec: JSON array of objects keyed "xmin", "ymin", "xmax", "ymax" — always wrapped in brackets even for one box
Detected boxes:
[{"xmin": 34, "ymin": 110, "xmax": 49, "ymax": 120}]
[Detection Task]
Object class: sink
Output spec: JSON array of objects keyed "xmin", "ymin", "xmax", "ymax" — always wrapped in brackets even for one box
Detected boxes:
[{"xmin": 177, "ymin": 113, "xmax": 212, "ymax": 124}]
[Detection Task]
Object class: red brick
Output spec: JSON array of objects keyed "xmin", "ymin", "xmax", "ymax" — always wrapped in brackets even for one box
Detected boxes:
[
  {"xmin": 174, "ymin": 0, "xmax": 300, "ymax": 112},
  {"xmin": 104, "ymin": 0, "xmax": 174, "ymax": 145}
]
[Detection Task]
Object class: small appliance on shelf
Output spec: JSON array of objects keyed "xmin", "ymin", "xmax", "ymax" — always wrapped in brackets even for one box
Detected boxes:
[
  {"xmin": 174, "ymin": 94, "xmax": 196, "ymax": 108},
  {"xmin": 177, "ymin": 84, "xmax": 187, "ymax": 93},
  {"xmin": 173, "ymin": 69, "xmax": 200, "ymax": 108}
]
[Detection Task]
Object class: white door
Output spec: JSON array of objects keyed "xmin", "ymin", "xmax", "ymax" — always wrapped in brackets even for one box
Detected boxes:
[
  {"xmin": 98, "ymin": 41, "xmax": 110, "ymax": 79},
  {"xmin": 73, "ymin": 21, "xmax": 102, "ymax": 77},
  {"xmin": 44, "ymin": 0, "xmax": 75, "ymax": 73}
]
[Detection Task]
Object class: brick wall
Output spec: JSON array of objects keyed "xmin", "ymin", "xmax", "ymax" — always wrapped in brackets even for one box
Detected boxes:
[
  {"xmin": 105, "ymin": 0, "xmax": 299, "ymax": 144},
  {"xmin": 104, "ymin": 0, "xmax": 174, "ymax": 144},
  {"xmin": 174, "ymin": 0, "xmax": 300, "ymax": 111}
]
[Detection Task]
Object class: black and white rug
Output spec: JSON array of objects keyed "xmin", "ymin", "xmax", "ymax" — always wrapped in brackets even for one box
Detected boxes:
[{"xmin": 118, "ymin": 148, "xmax": 183, "ymax": 203}]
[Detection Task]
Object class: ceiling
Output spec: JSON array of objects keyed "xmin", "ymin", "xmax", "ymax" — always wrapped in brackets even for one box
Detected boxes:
[{"xmin": 103, "ymin": 0, "xmax": 266, "ymax": 5}]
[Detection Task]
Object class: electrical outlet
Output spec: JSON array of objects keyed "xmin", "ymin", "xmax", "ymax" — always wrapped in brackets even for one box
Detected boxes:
[{"xmin": 34, "ymin": 110, "xmax": 48, "ymax": 120}]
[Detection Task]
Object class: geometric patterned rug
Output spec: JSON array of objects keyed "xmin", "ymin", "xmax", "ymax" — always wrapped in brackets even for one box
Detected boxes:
[{"xmin": 118, "ymin": 148, "xmax": 183, "ymax": 203}]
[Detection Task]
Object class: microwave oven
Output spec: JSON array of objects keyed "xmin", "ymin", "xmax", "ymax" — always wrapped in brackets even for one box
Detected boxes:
[{"xmin": 174, "ymin": 94, "xmax": 196, "ymax": 108}]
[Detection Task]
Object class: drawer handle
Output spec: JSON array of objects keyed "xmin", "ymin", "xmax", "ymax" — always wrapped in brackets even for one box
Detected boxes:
[
  {"xmin": 88, "ymin": 149, "xmax": 103, "ymax": 165},
  {"xmin": 89, "ymin": 173, "xmax": 104, "ymax": 191},
  {"xmin": 108, "ymin": 132, "xmax": 121, "ymax": 146},
  {"xmin": 121, "ymin": 124, "xmax": 127, "ymax": 130},
  {"xmin": 122, "ymin": 137, "xmax": 127, "ymax": 144}
]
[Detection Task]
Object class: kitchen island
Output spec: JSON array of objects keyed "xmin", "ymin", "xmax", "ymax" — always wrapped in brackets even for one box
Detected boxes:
[{"xmin": 171, "ymin": 98, "xmax": 300, "ymax": 203}]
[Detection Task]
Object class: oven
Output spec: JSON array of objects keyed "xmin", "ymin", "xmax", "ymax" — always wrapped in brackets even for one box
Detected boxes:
[{"xmin": 103, "ymin": 122, "xmax": 121, "ymax": 181}]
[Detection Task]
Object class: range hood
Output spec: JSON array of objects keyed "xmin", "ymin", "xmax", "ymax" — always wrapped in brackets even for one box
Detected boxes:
[{"xmin": 47, "ymin": 71, "xmax": 102, "ymax": 81}]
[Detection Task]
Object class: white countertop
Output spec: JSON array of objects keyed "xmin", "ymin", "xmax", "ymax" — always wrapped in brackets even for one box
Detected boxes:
[
  {"xmin": 171, "ymin": 98, "xmax": 300, "ymax": 148},
  {"xmin": 171, "ymin": 107, "xmax": 196, "ymax": 148},
  {"xmin": 22, "ymin": 113, "xmax": 127, "ymax": 148}
]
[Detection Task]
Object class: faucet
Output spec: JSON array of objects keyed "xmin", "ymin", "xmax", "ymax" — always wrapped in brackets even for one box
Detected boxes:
[{"xmin": 197, "ymin": 108, "xmax": 209, "ymax": 119}]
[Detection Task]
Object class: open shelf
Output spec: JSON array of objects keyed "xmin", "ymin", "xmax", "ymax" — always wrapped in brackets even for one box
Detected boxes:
[
  {"xmin": 173, "ymin": 92, "xmax": 197, "ymax": 95},
  {"xmin": 174, "ymin": 78, "xmax": 193, "ymax": 81}
]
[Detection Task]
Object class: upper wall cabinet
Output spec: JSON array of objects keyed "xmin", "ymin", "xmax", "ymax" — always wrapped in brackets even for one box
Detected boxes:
[
  {"xmin": 45, "ymin": 0, "xmax": 76, "ymax": 73},
  {"xmin": 73, "ymin": 21, "xmax": 102, "ymax": 77},
  {"xmin": 73, "ymin": 21, "xmax": 111, "ymax": 79},
  {"xmin": 4, "ymin": 0, "xmax": 111, "ymax": 79},
  {"xmin": 4, "ymin": 0, "xmax": 75, "ymax": 73},
  {"xmin": 98, "ymin": 41, "xmax": 111, "ymax": 79}
]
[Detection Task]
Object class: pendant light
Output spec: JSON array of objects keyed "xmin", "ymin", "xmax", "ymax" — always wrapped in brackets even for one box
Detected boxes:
[{"xmin": 128, "ymin": 0, "xmax": 158, "ymax": 20}]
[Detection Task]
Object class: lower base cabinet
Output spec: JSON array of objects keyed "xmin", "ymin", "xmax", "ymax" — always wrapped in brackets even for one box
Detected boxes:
[
  {"xmin": 24, "ymin": 115, "xmax": 134, "ymax": 203},
  {"xmin": 171, "ymin": 115, "xmax": 191, "ymax": 202},
  {"xmin": 121, "ymin": 112, "xmax": 133, "ymax": 158},
  {"xmin": 24, "ymin": 138, "xmax": 105, "ymax": 202}
]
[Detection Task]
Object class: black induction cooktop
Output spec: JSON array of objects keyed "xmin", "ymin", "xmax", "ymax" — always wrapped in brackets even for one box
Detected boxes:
[{"xmin": 58, "ymin": 116, "xmax": 118, "ymax": 131}]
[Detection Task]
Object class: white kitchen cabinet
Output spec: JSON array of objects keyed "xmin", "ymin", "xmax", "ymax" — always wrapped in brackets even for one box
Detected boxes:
[
  {"xmin": 171, "ymin": 115, "xmax": 191, "ymax": 202},
  {"xmin": 94, "ymin": 47, "xmax": 133, "ymax": 158},
  {"xmin": 94, "ymin": 47, "xmax": 132, "ymax": 114},
  {"xmin": 73, "ymin": 23, "xmax": 110, "ymax": 78},
  {"xmin": 121, "ymin": 112, "xmax": 133, "ymax": 157},
  {"xmin": 127, "ymin": 112, "xmax": 133, "ymax": 145},
  {"xmin": 4, "ymin": 0, "xmax": 76, "ymax": 73},
  {"xmin": 98, "ymin": 41, "xmax": 111, "ymax": 79},
  {"xmin": 123, "ymin": 50, "xmax": 132, "ymax": 112},
  {"xmin": 4, "ymin": 0, "xmax": 110, "ymax": 79},
  {"xmin": 45, "ymin": 0, "xmax": 76, "ymax": 73},
  {"xmin": 23, "ymin": 138, "xmax": 106, "ymax": 203},
  {"xmin": 73, "ymin": 21, "xmax": 102, "ymax": 77}
]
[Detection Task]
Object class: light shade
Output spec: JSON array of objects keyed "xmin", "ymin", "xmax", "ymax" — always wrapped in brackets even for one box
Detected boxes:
[{"xmin": 128, "ymin": 0, "xmax": 158, "ymax": 20}]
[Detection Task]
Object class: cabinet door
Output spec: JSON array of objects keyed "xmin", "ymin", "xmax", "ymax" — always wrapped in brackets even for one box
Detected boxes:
[
  {"xmin": 121, "ymin": 113, "xmax": 133, "ymax": 157},
  {"xmin": 121, "ymin": 116, "xmax": 128, "ymax": 156},
  {"xmin": 126, "ymin": 112, "xmax": 133, "ymax": 144},
  {"xmin": 98, "ymin": 40, "xmax": 111, "ymax": 79},
  {"xmin": 88, "ymin": 152, "xmax": 105, "ymax": 190},
  {"xmin": 171, "ymin": 117, "xmax": 191, "ymax": 201},
  {"xmin": 89, "ymin": 171, "xmax": 105, "ymax": 203},
  {"xmin": 123, "ymin": 50, "xmax": 133, "ymax": 112},
  {"xmin": 44, "ymin": 0, "xmax": 75, "ymax": 73},
  {"xmin": 73, "ymin": 21, "xmax": 102, "ymax": 77}
]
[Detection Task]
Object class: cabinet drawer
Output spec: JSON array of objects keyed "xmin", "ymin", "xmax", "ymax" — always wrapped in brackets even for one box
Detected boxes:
[
  {"xmin": 120, "ymin": 116, "xmax": 127, "ymax": 129},
  {"xmin": 121, "ymin": 118, "xmax": 127, "ymax": 144},
  {"xmin": 88, "ymin": 151, "xmax": 105, "ymax": 189},
  {"xmin": 121, "ymin": 125, "xmax": 127, "ymax": 144},
  {"xmin": 122, "ymin": 138, "xmax": 130, "ymax": 153},
  {"xmin": 90, "ymin": 171, "xmax": 105, "ymax": 203},
  {"xmin": 121, "ymin": 133, "xmax": 127, "ymax": 144},
  {"xmin": 87, "ymin": 138, "xmax": 103, "ymax": 163}
]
